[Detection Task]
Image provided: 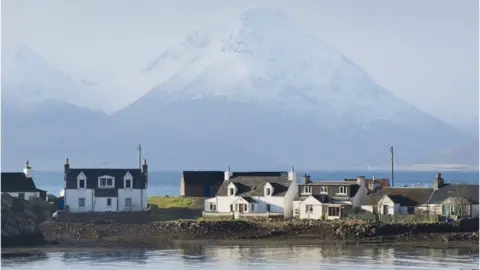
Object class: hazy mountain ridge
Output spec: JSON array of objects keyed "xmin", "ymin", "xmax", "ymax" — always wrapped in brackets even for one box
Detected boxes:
[{"xmin": 1, "ymin": 8, "xmax": 476, "ymax": 170}]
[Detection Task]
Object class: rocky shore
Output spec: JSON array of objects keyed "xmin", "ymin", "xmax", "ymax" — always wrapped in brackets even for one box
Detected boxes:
[{"xmin": 39, "ymin": 218, "xmax": 480, "ymax": 247}]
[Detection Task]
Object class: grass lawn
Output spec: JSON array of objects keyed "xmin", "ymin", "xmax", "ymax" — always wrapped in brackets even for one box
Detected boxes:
[{"xmin": 148, "ymin": 196, "xmax": 204, "ymax": 209}]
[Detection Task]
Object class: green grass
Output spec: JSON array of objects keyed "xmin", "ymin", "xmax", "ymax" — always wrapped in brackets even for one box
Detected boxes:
[{"xmin": 148, "ymin": 196, "xmax": 201, "ymax": 208}]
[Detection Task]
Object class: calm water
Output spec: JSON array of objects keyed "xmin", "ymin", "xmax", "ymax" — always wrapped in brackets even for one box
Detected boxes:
[
  {"xmin": 33, "ymin": 170, "xmax": 479, "ymax": 196},
  {"xmin": 2, "ymin": 244, "xmax": 479, "ymax": 269}
]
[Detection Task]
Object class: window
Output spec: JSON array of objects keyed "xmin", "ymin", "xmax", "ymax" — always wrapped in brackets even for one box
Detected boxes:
[
  {"xmin": 244, "ymin": 204, "xmax": 247, "ymax": 211},
  {"xmin": 251, "ymin": 204, "xmax": 254, "ymax": 211},
  {"xmin": 306, "ymin": 204, "xmax": 313, "ymax": 213},
  {"xmin": 407, "ymin": 207, "xmax": 415, "ymax": 214},
  {"xmin": 338, "ymin": 186, "xmax": 347, "ymax": 195},
  {"xmin": 209, "ymin": 202, "xmax": 216, "ymax": 211},
  {"xmin": 328, "ymin": 207, "xmax": 340, "ymax": 216},
  {"xmin": 18, "ymin": 193, "xmax": 25, "ymax": 199},
  {"xmin": 107, "ymin": 198, "xmax": 112, "ymax": 206},
  {"xmin": 78, "ymin": 198, "xmax": 85, "ymax": 207},
  {"xmin": 320, "ymin": 186, "xmax": 328, "ymax": 194},
  {"xmin": 229, "ymin": 188, "xmax": 235, "ymax": 196},
  {"xmin": 78, "ymin": 179, "xmax": 86, "ymax": 189},
  {"xmin": 230, "ymin": 204, "xmax": 234, "ymax": 212},
  {"xmin": 266, "ymin": 204, "xmax": 271, "ymax": 212},
  {"xmin": 302, "ymin": 186, "xmax": 312, "ymax": 194},
  {"xmin": 266, "ymin": 188, "xmax": 271, "ymax": 196},
  {"xmin": 125, "ymin": 179, "xmax": 132, "ymax": 189},
  {"xmin": 99, "ymin": 176, "xmax": 114, "ymax": 188},
  {"xmin": 125, "ymin": 198, "xmax": 132, "ymax": 208}
]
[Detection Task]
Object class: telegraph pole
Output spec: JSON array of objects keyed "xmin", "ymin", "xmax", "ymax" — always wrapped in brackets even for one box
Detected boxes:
[
  {"xmin": 138, "ymin": 144, "xmax": 142, "ymax": 170},
  {"xmin": 389, "ymin": 146, "xmax": 394, "ymax": 187}
]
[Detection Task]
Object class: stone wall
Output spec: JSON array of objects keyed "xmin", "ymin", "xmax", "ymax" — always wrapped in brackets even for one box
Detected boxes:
[{"xmin": 56, "ymin": 211, "xmax": 152, "ymax": 224}]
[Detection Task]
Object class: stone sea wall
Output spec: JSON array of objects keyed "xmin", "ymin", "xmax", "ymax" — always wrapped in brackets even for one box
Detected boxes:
[{"xmin": 40, "ymin": 217, "xmax": 480, "ymax": 243}]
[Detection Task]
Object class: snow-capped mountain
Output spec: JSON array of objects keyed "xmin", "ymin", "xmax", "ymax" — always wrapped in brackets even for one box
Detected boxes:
[
  {"xmin": 141, "ymin": 9, "xmax": 415, "ymax": 125},
  {"xmin": 114, "ymin": 8, "xmax": 472, "ymax": 169},
  {"xmin": 1, "ymin": 45, "xmax": 120, "ymax": 113}
]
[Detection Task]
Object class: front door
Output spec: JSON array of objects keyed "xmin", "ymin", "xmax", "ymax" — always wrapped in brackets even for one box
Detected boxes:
[{"xmin": 383, "ymin": 205, "xmax": 389, "ymax": 215}]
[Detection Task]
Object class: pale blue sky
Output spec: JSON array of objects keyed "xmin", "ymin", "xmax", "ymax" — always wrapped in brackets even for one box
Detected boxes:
[{"xmin": 2, "ymin": 0, "xmax": 478, "ymax": 125}]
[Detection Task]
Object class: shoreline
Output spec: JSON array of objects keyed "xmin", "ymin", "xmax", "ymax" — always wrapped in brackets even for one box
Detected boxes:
[{"xmin": 2, "ymin": 237, "xmax": 478, "ymax": 256}]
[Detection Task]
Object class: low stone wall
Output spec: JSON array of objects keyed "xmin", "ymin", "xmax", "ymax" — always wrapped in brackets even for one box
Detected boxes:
[
  {"xmin": 56, "ymin": 211, "xmax": 152, "ymax": 224},
  {"xmin": 40, "ymin": 218, "xmax": 480, "ymax": 243}
]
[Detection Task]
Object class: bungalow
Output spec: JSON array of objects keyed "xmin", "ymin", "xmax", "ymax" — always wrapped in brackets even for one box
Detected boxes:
[
  {"xmin": 203, "ymin": 167, "xmax": 298, "ymax": 219},
  {"xmin": 1, "ymin": 161, "xmax": 47, "ymax": 200},
  {"xmin": 362, "ymin": 173, "xmax": 479, "ymax": 218},
  {"xmin": 294, "ymin": 175, "xmax": 369, "ymax": 220},
  {"xmin": 180, "ymin": 171, "xmax": 224, "ymax": 197}
]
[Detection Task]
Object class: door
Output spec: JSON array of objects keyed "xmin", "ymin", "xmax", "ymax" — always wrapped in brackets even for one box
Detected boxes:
[
  {"xmin": 383, "ymin": 205, "xmax": 389, "ymax": 215},
  {"xmin": 238, "ymin": 204, "xmax": 244, "ymax": 213}
]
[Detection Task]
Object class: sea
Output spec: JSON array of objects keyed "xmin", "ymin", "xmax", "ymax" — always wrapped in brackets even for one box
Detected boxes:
[
  {"xmin": 32, "ymin": 170, "xmax": 479, "ymax": 197},
  {"xmin": 2, "ymin": 244, "xmax": 479, "ymax": 269}
]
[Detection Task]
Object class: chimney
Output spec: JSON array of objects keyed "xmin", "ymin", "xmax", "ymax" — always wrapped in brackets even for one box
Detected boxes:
[
  {"xmin": 23, "ymin": 160, "xmax": 32, "ymax": 178},
  {"xmin": 64, "ymin": 158, "xmax": 69, "ymax": 189},
  {"xmin": 224, "ymin": 166, "xmax": 232, "ymax": 181},
  {"xmin": 301, "ymin": 174, "xmax": 311, "ymax": 184},
  {"xmin": 433, "ymin": 172, "xmax": 445, "ymax": 190},
  {"xmin": 142, "ymin": 159, "xmax": 148, "ymax": 174},
  {"xmin": 288, "ymin": 167, "xmax": 296, "ymax": 181},
  {"xmin": 356, "ymin": 176, "xmax": 365, "ymax": 185}
]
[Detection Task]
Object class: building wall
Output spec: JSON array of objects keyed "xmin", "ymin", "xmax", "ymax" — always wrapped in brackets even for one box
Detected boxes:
[
  {"xmin": 215, "ymin": 196, "xmax": 285, "ymax": 213},
  {"xmin": 118, "ymin": 189, "xmax": 145, "ymax": 211},
  {"xmin": 180, "ymin": 178, "xmax": 185, "ymax": 196},
  {"xmin": 378, "ymin": 196, "xmax": 396, "ymax": 215},
  {"xmin": 299, "ymin": 196, "xmax": 324, "ymax": 220},
  {"xmin": 94, "ymin": 197, "xmax": 118, "ymax": 212},
  {"xmin": 473, "ymin": 204, "xmax": 479, "ymax": 217},
  {"xmin": 293, "ymin": 200, "xmax": 301, "ymax": 218},
  {"xmin": 65, "ymin": 189, "xmax": 94, "ymax": 212},
  {"xmin": 6, "ymin": 192, "xmax": 40, "ymax": 200},
  {"xmin": 361, "ymin": 205, "xmax": 374, "ymax": 213}
]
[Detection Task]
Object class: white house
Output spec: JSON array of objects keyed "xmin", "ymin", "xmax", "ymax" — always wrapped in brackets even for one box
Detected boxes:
[
  {"xmin": 1, "ymin": 160, "xmax": 47, "ymax": 200},
  {"xmin": 203, "ymin": 167, "xmax": 298, "ymax": 219},
  {"xmin": 63, "ymin": 158, "xmax": 148, "ymax": 212},
  {"xmin": 298, "ymin": 195, "xmax": 349, "ymax": 220}
]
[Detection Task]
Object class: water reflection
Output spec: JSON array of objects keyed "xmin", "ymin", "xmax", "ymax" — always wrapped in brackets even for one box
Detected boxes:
[
  {"xmin": 1, "ymin": 252, "xmax": 49, "ymax": 267},
  {"xmin": 1, "ymin": 244, "xmax": 478, "ymax": 269},
  {"xmin": 62, "ymin": 249, "xmax": 148, "ymax": 264}
]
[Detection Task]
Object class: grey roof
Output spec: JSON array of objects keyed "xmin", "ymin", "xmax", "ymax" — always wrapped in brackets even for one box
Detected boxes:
[
  {"xmin": 1, "ymin": 172, "xmax": 44, "ymax": 192},
  {"xmin": 182, "ymin": 171, "xmax": 224, "ymax": 185},
  {"xmin": 386, "ymin": 195, "xmax": 417, "ymax": 206},
  {"xmin": 241, "ymin": 197, "xmax": 257, "ymax": 203},
  {"xmin": 363, "ymin": 187, "xmax": 434, "ymax": 206},
  {"xmin": 428, "ymin": 184, "xmax": 479, "ymax": 204},
  {"xmin": 232, "ymin": 171, "xmax": 287, "ymax": 177},
  {"xmin": 216, "ymin": 175, "xmax": 290, "ymax": 196},
  {"xmin": 95, "ymin": 188, "xmax": 118, "ymax": 197},
  {"xmin": 305, "ymin": 181, "xmax": 359, "ymax": 186},
  {"xmin": 311, "ymin": 195, "xmax": 331, "ymax": 203},
  {"xmin": 65, "ymin": 168, "xmax": 146, "ymax": 189}
]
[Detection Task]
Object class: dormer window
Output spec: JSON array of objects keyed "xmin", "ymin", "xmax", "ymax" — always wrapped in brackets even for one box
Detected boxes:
[
  {"xmin": 302, "ymin": 186, "xmax": 312, "ymax": 194},
  {"xmin": 125, "ymin": 179, "xmax": 132, "ymax": 189},
  {"xmin": 338, "ymin": 186, "xmax": 347, "ymax": 195},
  {"xmin": 266, "ymin": 188, "xmax": 271, "ymax": 196},
  {"xmin": 98, "ymin": 176, "xmax": 114, "ymax": 188},
  {"xmin": 264, "ymin": 182, "xmax": 274, "ymax": 197},
  {"xmin": 320, "ymin": 186, "xmax": 328, "ymax": 194},
  {"xmin": 78, "ymin": 179, "xmax": 86, "ymax": 189},
  {"xmin": 124, "ymin": 171, "xmax": 133, "ymax": 189},
  {"xmin": 77, "ymin": 171, "xmax": 87, "ymax": 189},
  {"xmin": 229, "ymin": 188, "xmax": 235, "ymax": 196}
]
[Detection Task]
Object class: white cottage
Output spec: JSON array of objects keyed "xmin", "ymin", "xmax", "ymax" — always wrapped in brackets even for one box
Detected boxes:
[
  {"xmin": 63, "ymin": 158, "xmax": 148, "ymax": 212},
  {"xmin": 203, "ymin": 167, "xmax": 298, "ymax": 219},
  {"xmin": 1, "ymin": 160, "xmax": 47, "ymax": 200}
]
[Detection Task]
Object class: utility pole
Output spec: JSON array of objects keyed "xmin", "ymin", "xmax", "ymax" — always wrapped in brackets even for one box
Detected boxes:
[
  {"xmin": 389, "ymin": 146, "xmax": 394, "ymax": 187},
  {"xmin": 138, "ymin": 144, "xmax": 142, "ymax": 170}
]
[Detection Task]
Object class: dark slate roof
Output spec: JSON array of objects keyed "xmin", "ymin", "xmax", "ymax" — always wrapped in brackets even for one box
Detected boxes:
[
  {"xmin": 95, "ymin": 188, "xmax": 118, "ymax": 197},
  {"xmin": 232, "ymin": 171, "xmax": 288, "ymax": 177},
  {"xmin": 65, "ymin": 168, "xmax": 145, "ymax": 189},
  {"xmin": 1, "ymin": 172, "xmax": 41, "ymax": 192},
  {"xmin": 428, "ymin": 184, "xmax": 479, "ymax": 204},
  {"xmin": 242, "ymin": 197, "xmax": 257, "ymax": 203},
  {"xmin": 311, "ymin": 195, "xmax": 331, "ymax": 203},
  {"xmin": 363, "ymin": 187, "xmax": 434, "ymax": 206},
  {"xmin": 306, "ymin": 181, "xmax": 359, "ymax": 186},
  {"xmin": 182, "ymin": 171, "xmax": 224, "ymax": 185},
  {"xmin": 386, "ymin": 195, "xmax": 417, "ymax": 206},
  {"xmin": 217, "ymin": 175, "xmax": 290, "ymax": 196}
]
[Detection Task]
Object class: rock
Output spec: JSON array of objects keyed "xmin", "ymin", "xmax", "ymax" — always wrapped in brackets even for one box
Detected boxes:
[{"xmin": 2, "ymin": 193, "xmax": 47, "ymax": 246}]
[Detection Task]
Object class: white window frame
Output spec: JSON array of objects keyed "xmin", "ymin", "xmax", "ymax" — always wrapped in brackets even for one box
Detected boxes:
[
  {"xmin": 265, "ymin": 188, "xmax": 271, "ymax": 196},
  {"xmin": 123, "ymin": 172, "xmax": 133, "ymax": 189},
  {"xmin": 78, "ymin": 198, "xmax": 86, "ymax": 207},
  {"xmin": 77, "ymin": 171, "xmax": 87, "ymax": 189},
  {"xmin": 338, "ymin": 186, "xmax": 347, "ymax": 195},
  {"xmin": 302, "ymin": 186, "xmax": 312, "ymax": 194},
  {"xmin": 320, "ymin": 186, "xmax": 328, "ymax": 194},
  {"xmin": 98, "ymin": 175, "xmax": 115, "ymax": 188},
  {"xmin": 306, "ymin": 204, "xmax": 313, "ymax": 213},
  {"xmin": 227, "ymin": 182, "xmax": 236, "ymax": 196},
  {"xmin": 209, "ymin": 202, "xmax": 217, "ymax": 211}
]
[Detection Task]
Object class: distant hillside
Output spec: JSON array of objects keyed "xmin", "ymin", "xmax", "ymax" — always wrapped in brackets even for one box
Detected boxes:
[{"xmin": 414, "ymin": 141, "xmax": 479, "ymax": 167}]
